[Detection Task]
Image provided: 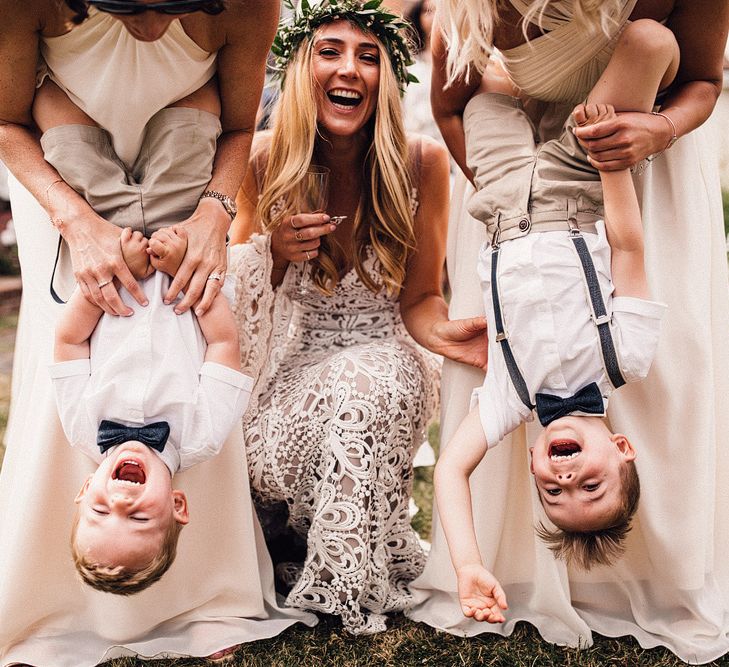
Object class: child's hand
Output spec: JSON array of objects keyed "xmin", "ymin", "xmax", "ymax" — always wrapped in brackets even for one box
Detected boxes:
[
  {"xmin": 120, "ymin": 227, "xmax": 153, "ymax": 280},
  {"xmin": 456, "ymin": 563, "xmax": 508, "ymax": 623},
  {"xmin": 149, "ymin": 226, "xmax": 189, "ymax": 278}
]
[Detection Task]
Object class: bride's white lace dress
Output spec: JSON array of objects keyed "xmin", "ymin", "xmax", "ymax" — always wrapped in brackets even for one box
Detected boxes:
[{"xmin": 230, "ymin": 220, "xmax": 439, "ymax": 635}]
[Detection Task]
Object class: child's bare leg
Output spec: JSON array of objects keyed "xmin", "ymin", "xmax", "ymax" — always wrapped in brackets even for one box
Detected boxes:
[
  {"xmin": 148, "ymin": 227, "xmax": 188, "ymax": 277},
  {"xmin": 120, "ymin": 228, "xmax": 153, "ymax": 280},
  {"xmin": 55, "ymin": 289, "xmax": 104, "ymax": 362},
  {"xmin": 197, "ymin": 292, "xmax": 241, "ymax": 371},
  {"xmin": 573, "ymin": 105, "xmax": 648, "ymax": 298},
  {"xmin": 167, "ymin": 77, "xmax": 221, "ymax": 116},
  {"xmin": 32, "ymin": 80, "xmax": 98, "ymax": 132},
  {"xmin": 587, "ymin": 19, "xmax": 679, "ymax": 112}
]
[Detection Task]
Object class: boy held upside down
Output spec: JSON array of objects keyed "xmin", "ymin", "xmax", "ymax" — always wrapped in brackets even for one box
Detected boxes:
[
  {"xmin": 434, "ymin": 19, "xmax": 679, "ymax": 623},
  {"xmin": 50, "ymin": 226, "xmax": 252, "ymax": 595}
]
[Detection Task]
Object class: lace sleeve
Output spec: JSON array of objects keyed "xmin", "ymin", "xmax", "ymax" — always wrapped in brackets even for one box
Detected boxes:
[{"xmin": 228, "ymin": 234, "xmax": 296, "ymax": 425}]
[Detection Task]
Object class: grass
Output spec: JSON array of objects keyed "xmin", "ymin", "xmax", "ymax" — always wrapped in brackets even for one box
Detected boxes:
[{"xmin": 102, "ymin": 617, "xmax": 714, "ymax": 667}]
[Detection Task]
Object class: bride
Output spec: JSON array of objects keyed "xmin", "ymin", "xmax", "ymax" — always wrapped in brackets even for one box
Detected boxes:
[{"xmin": 229, "ymin": 0, "xmax": 488, "ymax": 635}]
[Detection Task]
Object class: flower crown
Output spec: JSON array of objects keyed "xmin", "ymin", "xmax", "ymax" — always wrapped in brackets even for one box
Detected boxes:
[{"xmin": 271, "ymin": 0, "xmax": 417, "ymax": 93}]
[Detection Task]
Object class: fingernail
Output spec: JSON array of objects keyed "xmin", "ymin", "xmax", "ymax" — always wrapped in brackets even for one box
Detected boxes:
[
  {"xmin": 195, "ymin": 308, "xmax": 203, "ymax": 317},
  {"xmin": 142, "ymin": 300, "xmax": 149, "ymax": 306},
  {"xmin": 174, "ymin": 308, "xmax": 181, "ymax": 315},
  {"xmin": 330, "ymin": 224, "xmax": 337, "ymax": 231},
  {"xmin": 164, "ymin": 299, "xmax": 171, "ymax": 305}
]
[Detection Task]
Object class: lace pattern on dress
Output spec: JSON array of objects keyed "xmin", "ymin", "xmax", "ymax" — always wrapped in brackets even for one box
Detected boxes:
[{"xmin": 230, "ymin": 186, "xmax": 440, "ymax": 635}]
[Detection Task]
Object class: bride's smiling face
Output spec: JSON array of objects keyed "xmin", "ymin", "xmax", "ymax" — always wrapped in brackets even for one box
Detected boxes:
[{"xmin": 311, "ymin": 21, "xmax": 381, "ymax": 139}]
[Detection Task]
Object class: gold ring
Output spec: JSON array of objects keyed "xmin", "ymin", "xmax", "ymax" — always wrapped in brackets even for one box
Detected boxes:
[
  {"xmin": 97, "ymin": 279, "xmax": 111, "ymax": 289},
  {"xmin": 295, "ymin": 231, "xmax": 304, "ymax": 242},
  {"xmin": 305, "ymin": 250, "xmax": 311, "ymax": 261}
]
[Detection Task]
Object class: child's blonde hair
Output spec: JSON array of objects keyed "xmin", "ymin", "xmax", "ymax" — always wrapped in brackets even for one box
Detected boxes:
[
  {"xmin": 537, "ymin": 460, "xmax": 640, "ymax": 569},
  {"xmin": 70, "ymin": 514, "xmax": 183, "ymax": 595},
  {"xmin": 437, "ymin": 0, "xmax": 623, "ymax": 86},
  {"xmin": 258, "ymin": 22, "xmax": 415, "ymax": 296}
]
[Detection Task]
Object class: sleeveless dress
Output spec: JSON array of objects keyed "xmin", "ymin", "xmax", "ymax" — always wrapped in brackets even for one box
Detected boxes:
[
  {"xmin": 229, "ymin": 185, "xmax": 440, "ymax": 635},
  {"xmin": 0, "ymin": 14, "xmax": 313, "ymax": 667},
  {"xmin": 407, "ymin": 2, "xmax": 729, "ymax": 663}
]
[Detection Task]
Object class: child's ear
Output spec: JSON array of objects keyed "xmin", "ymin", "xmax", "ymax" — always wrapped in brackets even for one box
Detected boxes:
[
  {"xmin": 74, "ymin": 475, "xmax": 93, "ymax": 504},
  {"xmin": 611, "ymin": 434, "xmax": 636, "ymax": 461},
  {"xmin": 172, "ymin": 490, "xmax": 190, "ymax": 525}
]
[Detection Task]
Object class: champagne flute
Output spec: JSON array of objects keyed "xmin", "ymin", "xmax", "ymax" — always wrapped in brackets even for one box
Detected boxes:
[{"xmin": 295, "ymin": 165, "xmax": 329, "ymax": 296}]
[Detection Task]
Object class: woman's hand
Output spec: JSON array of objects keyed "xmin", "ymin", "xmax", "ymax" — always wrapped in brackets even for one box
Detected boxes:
[
  {"xmin": 270, "ymin": 212, "xmax": 336, "ymax": 266},
  {"xmin": 162, "ymin": 199, "xmax": 229, "ymax": 316},
  {"xmin": 573, "ymin": 111, "xmax": 674, "ymax": 171},
  {"xmin": 432, "ymin": 316, "xmax": 489, "ymax": 371},
  {"xmin": 64, "ymin": 211, "xmax": 147, "ymax": 316}
]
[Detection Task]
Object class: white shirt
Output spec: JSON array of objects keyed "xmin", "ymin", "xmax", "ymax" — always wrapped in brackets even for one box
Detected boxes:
[
  {"xmin": 49, "ymin": 272, "xmax": 253, "ymax": 473},
  {"xmin": 472, "ymin": 223, "xmax": 666, "ymax": 447}
]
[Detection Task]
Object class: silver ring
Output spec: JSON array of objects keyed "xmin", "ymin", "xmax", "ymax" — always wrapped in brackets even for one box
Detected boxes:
[
  {"xmin": 304, "ymin": 251, "xmax": 311, "ymax": 261},
  {"xmin": 207, "ymin": 272, "xmax": 224, "ymax": 282},
  {"xmin": 97, "ymin": 279, "xmax": 111, "ymax": 289}
]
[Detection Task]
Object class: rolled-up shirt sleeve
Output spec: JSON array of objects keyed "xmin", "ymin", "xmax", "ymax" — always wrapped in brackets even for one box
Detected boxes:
[
  {"xmin": 177, "ymin": 362, "xmax": 254, "ymax": 470},
  {"xmin": 48, "ymin": 359, "xmax": 102, "ymax": 463}
]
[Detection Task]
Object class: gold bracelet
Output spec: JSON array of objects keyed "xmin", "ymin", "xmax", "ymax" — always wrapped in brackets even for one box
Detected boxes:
[{"xmin": 651, "ymin": 111, "xmax": 678, "ymax": 151}]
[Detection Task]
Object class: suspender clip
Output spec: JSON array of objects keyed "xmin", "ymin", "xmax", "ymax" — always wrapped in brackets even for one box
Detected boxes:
[
  {"xmin": 593, "ymin": 314, "xmax": 611, "ymax": 326},
  {"xmin": 496, "ymin": 331, "xmax": 508, "ymax": 342},
  {"xmin": 567, "ymin": 199, "xmax": 581, "ymax": 236},
  {"xmin": 491, "ymin": 214, "xmax": 502, "ymax": 249}
]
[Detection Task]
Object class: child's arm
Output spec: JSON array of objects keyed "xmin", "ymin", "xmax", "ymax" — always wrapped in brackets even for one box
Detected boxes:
[
  {"xmin": 434, "ymin": 407, "xmax": 508, "ymax": 623},
  {"xmin": 196, "ymin": 291, "xmax": 241, "ymax": 371},
  {"xmin": 600, "ymin": 167, "xmax": 649, "ymax": 299},
  {"xmin": 54, "ymin": 289, "xmax": 104, "ymax": 362}
]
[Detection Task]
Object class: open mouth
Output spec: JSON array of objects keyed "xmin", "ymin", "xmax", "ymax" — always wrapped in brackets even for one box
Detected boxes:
[
  {"xmin": 113, "ymin": 459, "xmax": 146, "ymax": 485},
  {"xmin": 548, "ymin": 441, "xmax": 582, "ymax": 461},
  {"xmin": 327, "ymin": 88, "xmax": 363, "ymax": 110}
]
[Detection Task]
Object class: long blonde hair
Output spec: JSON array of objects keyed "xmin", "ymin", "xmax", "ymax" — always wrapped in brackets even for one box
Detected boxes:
[
  {"xmin": 438, "ymin": 0, "xmax": 623, "ymax": 85},
  {"xmin": 258, "ymin": 24, "xmax": 415, "ymax": 296}
]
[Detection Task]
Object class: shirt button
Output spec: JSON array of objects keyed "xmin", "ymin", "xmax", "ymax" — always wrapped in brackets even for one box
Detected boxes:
[{"xmin": 518, "ymin": 218, "xmax": 531, "ymax": 232}]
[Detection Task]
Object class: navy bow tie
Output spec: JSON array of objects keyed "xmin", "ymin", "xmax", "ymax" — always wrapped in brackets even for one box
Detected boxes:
[
  {"xmin": 97, "ymin": 419, "xmax": 170, "ymax": 454},
  {"xmin": 535, "ymin": 382, "xmax": 605, "ymax": 426}
]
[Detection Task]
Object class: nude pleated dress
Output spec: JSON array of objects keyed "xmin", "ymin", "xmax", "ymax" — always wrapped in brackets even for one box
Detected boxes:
[
  {"xmin": 407, "ymin": 1, "xmax": 729, "ymax": 663},
  {"xmin": 0, "ymin": 11, "xmax": 314, "ymax": 667}
]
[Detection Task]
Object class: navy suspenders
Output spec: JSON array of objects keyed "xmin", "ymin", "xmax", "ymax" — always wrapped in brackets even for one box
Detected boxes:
[
  {"xmin": 490, "ymin": 246, "xmax": 535, "ymax": 411},
  {"xmin": 490, "ymin": 207, "xmax": 625, "ymax": 412}
]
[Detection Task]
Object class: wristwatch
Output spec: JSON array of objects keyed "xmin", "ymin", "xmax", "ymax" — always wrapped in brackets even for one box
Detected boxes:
[{"xmin": 200, "ymin": 190, "xmax": 237, "ymax": 220}]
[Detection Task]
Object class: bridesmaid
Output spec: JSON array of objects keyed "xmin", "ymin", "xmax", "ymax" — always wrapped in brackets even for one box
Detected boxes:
[{"xmin": 408, "ymin": 1, "xmax": 729, "ymax": 663}]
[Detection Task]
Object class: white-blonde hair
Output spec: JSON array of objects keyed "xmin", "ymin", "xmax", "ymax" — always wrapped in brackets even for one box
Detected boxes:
[
  {"xmin": 258, "ymin": 22, "xmax": 415, "ymax": 296},
  {"xmin": 437, "ymin": 0, "xmax": 623, "ymax": 85}
]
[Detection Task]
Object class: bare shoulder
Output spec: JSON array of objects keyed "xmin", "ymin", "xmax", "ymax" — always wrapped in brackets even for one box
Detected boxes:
[
  {"xmin": 408, "ymin": 133, "xmax": 449, "ymax": 177},
  {"xmin": 250, "ymin": 130, "xmax": 273, "ymax": 164},
  {"xmin": 0, "ymin": 0, "xmax": 49, "ymax": 31},
  {"xmin": 218, "ymin": 0, "xmax": 279, "ymax": 40}
]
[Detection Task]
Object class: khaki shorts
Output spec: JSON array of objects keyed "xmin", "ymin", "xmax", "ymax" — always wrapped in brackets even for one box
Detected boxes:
[
  {"xmin": 41, "ymin": 106, "xmax": 221, "ymax": 300},
  {"xmin": 464, "ymin": 92, "xmax": 603, "ymax": 239}
]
